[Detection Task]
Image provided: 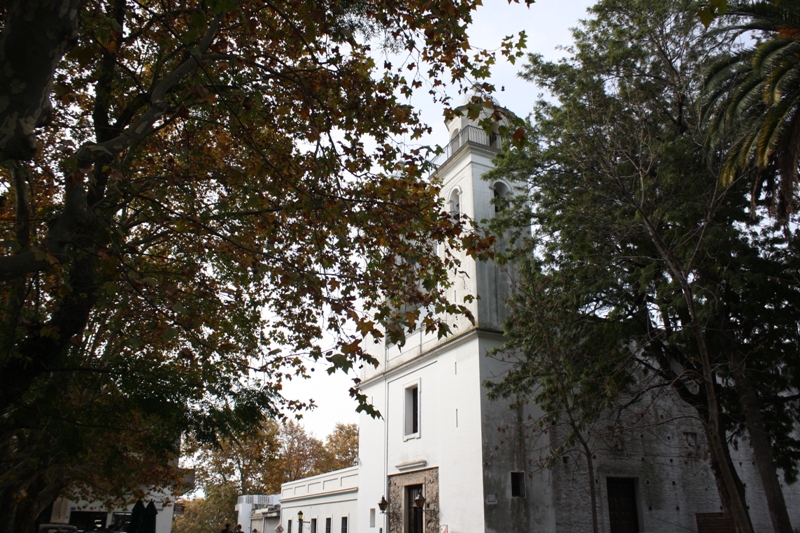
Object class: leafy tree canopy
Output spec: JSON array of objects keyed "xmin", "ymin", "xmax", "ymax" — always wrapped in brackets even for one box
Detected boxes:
[
  {"xmin": 319, "ymin": 422, "xmax": 359, "ymax": 473},
  {"xmin": 486, "ymin": 0, "xmax": 800, "ymax": 531},
  {"xmin": 172, "ymin": 485, "xmax": 240, "ymax": 533},
  {"xmin": 175, "ymin": 421, "xmax": 359, "ymax": 533},
  {"xmin": 0, "ymin": 0, "xmax": 517, "ymax": 528}
]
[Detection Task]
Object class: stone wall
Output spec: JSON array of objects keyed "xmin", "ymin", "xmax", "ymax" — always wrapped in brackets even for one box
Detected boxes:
[{"xmin": 387, "ymin": 468, "xmax": 439, "ymax": 533}]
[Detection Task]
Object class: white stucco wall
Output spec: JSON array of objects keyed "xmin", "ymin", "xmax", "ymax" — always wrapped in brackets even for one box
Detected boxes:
[
  {"xmin": 359, "ymin": 332, "xmax": 489, "ymax": 533},
  {"xmin": 281, "ymin": 467, "xmax": 358, "ymax": 533},
  {"xmin": 357, "ymin": 107, "xmax": 517, "ymax": 533}
]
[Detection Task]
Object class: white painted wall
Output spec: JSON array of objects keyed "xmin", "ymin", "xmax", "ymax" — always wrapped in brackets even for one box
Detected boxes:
[
  {"xmin": 237, "ymin": 495, "xmax": 281, "ymax": 533},
  {"xmin": 281, "ymin": 467, "xmax": 358, "ymax": 533},
  {"xmin": 357, "ymin": 104, "xmax": 511, "ymax": 533},
  {"xmin": 359, "ymin": 332, "xmax": 490, "ymax": 533}
]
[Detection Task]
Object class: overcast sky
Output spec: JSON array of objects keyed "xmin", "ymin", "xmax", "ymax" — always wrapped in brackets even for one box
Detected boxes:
[{"xmin": 282, "ymin": 0, "xmax": 597, "ymax": 440}]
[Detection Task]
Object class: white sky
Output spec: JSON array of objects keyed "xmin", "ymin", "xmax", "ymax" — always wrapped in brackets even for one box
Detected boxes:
[{"xmin": 282, "ymin": 0, "xmax": 596, "ymax": 440}]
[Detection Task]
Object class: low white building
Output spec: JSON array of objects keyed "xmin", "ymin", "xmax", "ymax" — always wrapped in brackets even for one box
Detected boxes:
[
  {"xmin": 237, "ymin": 494, "xmax": 281, "ymax": 533},
  {"xmin": 279, "ymin": 467, "xmax": 359, "ymax": 533}
]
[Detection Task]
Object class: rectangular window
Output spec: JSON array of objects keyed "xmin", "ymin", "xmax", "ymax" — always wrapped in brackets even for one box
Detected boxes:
[
  {"xmin": 340, "ymin": 517, "xmax": 348, "ymax": 533},
  {"xmin": 511, "ymin": 472, "xmax": 526, "ymax": 498},
  {"xmin": 369, "ymin": 509, "xmax": 375, "ymax": 528},
  {"xmin": 404, "ymin": 384, "xmax": 420, "ymax": 437},
  {"xmin": 325, "ymin": 518, "xmax": 331, "ymax": 533},
  {"xmin": 288, "ymin": 521, "xmax": 292, "ymax": 533},
  {"xmin": 311, "ymin": 519, "xmax": 317, "ymax": 533}
]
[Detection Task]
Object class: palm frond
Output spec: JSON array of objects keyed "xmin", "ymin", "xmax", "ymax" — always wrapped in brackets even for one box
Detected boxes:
[{"xmin": 704, "ymin": 0, "xmax": 800, "ymax": 214}]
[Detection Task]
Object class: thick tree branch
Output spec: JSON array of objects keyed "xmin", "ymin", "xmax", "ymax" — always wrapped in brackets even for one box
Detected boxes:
[
  {"xmin": 0, "ymin": 12, "xmax": 223, "ymax": 282},
  {"xmin": 0, "ymin": 0, "xmax": 81, "ymax": 163},
  {"xmin": 75, "ymin": 20, "xmax": 223, "ymax": 170}
]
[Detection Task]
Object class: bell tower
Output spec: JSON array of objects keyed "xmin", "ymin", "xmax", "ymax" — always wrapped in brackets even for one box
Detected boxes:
[
  {"xmin": 355, "ymin": 95, "xmax": 536, "ymax": 533},
  {"xmin": 433, "ymin": 96, "xmax": 514, "ymax": 335}
]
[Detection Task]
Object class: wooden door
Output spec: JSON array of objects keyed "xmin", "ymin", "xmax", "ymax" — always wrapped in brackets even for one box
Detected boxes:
[{"xmin": 607, "ymin": 477, "xmax": 639, "ymax": 533}]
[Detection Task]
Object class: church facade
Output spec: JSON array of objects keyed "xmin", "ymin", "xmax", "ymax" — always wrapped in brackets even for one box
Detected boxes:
[{"xmin": 269, "ymin": 105, "xmax": 800, "ymax": 533}]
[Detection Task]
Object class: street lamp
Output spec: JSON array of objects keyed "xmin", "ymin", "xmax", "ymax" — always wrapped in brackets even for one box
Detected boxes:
[
  {"xmin": 414, "ymin": 494, "xmax": 436, "ymax": 513},
  {"xmin": 297, "ymin": 511, "xmax": 303, "ymax": 533},
  {"xmin": 414, "ymin": 494, "xmax": 426, "ymax": 509},
  {"xmin": 378, "ymin": 496, "xmax": 388, "ymax": 514}
]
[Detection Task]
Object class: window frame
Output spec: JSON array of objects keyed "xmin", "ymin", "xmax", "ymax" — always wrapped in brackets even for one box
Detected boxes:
[
  {"xmin": 403, "ymin": 380, "xmax": 421, "ymax": 440},
  {"xmin": 449, "ymin": 187, "xmax": 462, "ymax": 217},
  {"xmin": 511, "ymin": 471, "xmax": 527, "ymax": 498},
  {"xmin": 491, "ymin": 181, "xmax": 510, "ymax": 213}
]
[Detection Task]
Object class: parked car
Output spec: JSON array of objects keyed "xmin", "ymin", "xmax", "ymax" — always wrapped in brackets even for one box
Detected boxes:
[{"xmin": 39, "ymin": 524, "xmax": 79, "ymax": 533}]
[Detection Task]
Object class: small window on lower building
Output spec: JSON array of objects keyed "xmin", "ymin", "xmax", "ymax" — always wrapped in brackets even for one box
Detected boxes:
[
  {"xmin": 369, "ymin": 509, "xmax": 376, "ymax": 528},
  {"xmin": 311, "ymin": 519, "xmax": 317, "ymax": 533},
  {"xmin": 511, "ymin": 471, "xmax": 526, "ymax": 497},
  {"xmin": 325, "ymin": 518, "xmax": 331, "ymax": 533},
  {"xmin": 288, "ymin": 520, "xmax": 292, "ymax": 533},
  {"xmin": 341, "ymin": 517, "xmax": 348, "ymax": 533}
]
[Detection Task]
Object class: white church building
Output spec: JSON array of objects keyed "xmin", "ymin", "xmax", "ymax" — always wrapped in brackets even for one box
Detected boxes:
[{"xmin": 244, "ymin": 101, "xmax": 800, "ymax": 533}]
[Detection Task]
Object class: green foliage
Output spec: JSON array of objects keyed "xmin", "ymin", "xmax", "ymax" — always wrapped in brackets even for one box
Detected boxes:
[
  {"xmin": 486, "ymin": 0, "xmax": 800, "ymax": 525},
  {"xmin": 705, "ymin": 0, "xmax": 800, "ymax": 220},
  {"xmin": 0, "ymin": 0, "xmax": 503, "ymax": 526}
]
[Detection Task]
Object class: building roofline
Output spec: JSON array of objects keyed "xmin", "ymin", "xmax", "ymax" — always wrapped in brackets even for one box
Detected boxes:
[{"xmin": 360, "ymin": 327, "xmax": 504, "ymax": 389}]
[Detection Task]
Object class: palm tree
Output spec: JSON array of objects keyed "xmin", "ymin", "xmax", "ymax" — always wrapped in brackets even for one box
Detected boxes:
[{"xmin": 705, "ymin": 0, "xmax": 800, "ymax": 221}]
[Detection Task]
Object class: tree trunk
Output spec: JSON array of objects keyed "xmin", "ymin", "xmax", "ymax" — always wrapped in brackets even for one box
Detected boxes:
[
  {"xmin": 703, "ymin": 405, "xmax": 753, "ymax": 533},
  {"xmin": 0, "ymin": 0, "xmax": 81, "ymax": 162},
  {"xmin": 729, "ymin": 350, "xmax": 793, "ymax": 533},
  {"xmin": 582, "ymin": 440, "xmax": 599, "ymax": 533},
  {"xmin": 0, "ymin": 469, "xmax": 65, "ymax": 533},
  {"xmin": 565, "ymin": 401, "xmax": 599, "ymax": 533},
  {"xmin": 639, "ymin": 210, "xmax": 755, "ymax": 533}
]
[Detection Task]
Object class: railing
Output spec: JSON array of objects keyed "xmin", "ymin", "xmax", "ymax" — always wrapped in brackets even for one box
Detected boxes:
[
  {"xmin": 238, "ymin": 494, "xmax": 281, "ymax": 505},
  {"xmin": 430, "ymin": 125, "xmax": 501, "ymax": 168}
]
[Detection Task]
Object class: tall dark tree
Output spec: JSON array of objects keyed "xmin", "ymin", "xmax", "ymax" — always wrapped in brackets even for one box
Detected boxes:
[
  {"xmin": 486, "ymin": 0, "xmax": 800, "ymax": 531},
  {"xmin": 0, "ymin": 0, "xmax": 509, "ymax": 530}
]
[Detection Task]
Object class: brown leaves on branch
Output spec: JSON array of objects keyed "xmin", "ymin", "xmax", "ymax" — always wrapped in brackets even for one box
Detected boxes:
[{"xmin": 0, "ymin": 0, "xmax": 524, "ymax": 524}]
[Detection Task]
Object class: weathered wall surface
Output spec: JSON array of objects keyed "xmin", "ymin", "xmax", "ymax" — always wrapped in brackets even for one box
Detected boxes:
[
  {"xmin": 536, "ymin": 392, "xmax": 800, "ymax": 533},
  {"xmin": 387, "ymin": 468, "xmax": 439, "ymax": 533}
]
